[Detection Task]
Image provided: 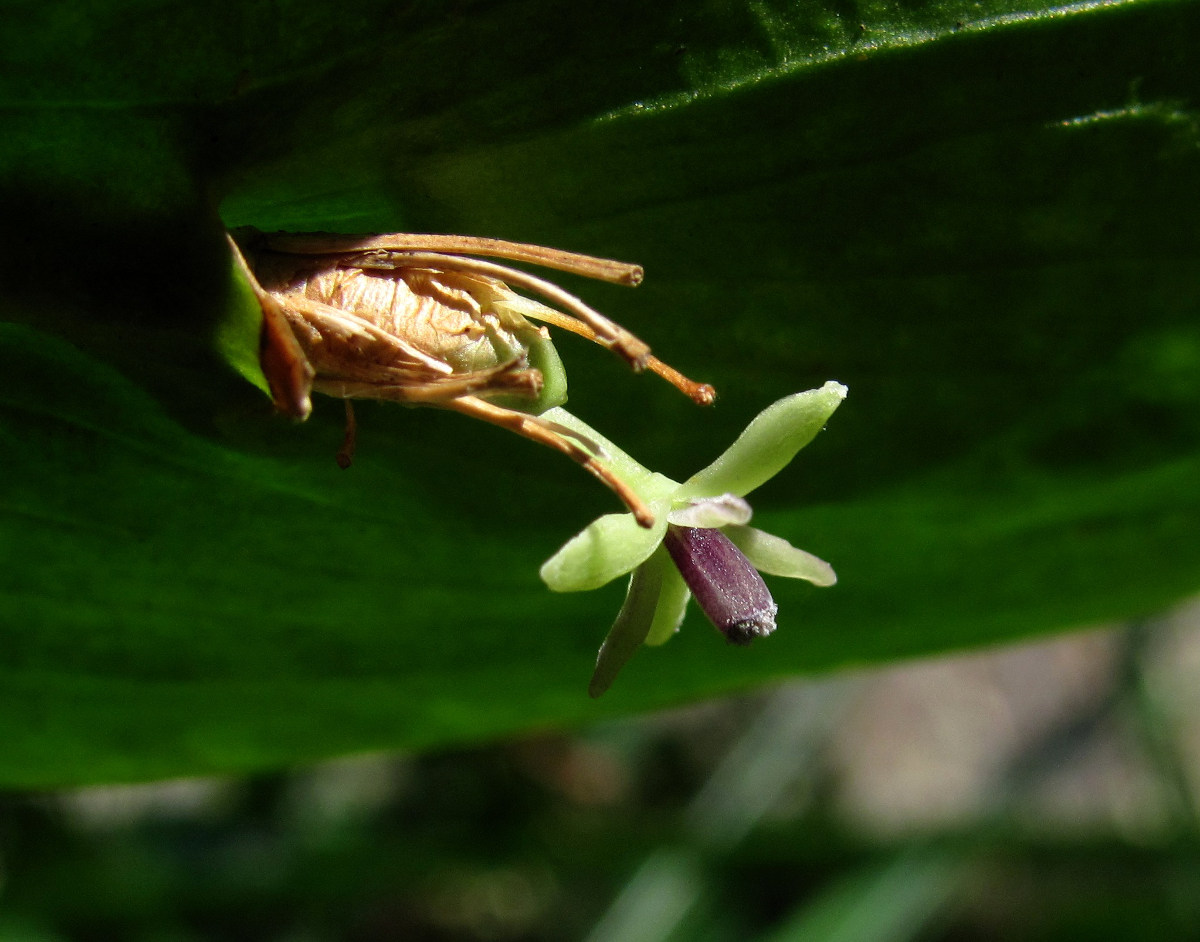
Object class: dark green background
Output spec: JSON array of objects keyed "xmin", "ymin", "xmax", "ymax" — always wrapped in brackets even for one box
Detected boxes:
[{"xmin": 2, "ymin": 0, "xmax": 1198, "ymax": 786}]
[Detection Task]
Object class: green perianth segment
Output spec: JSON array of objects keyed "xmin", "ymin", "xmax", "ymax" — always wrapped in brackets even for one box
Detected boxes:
[
  {"xmin": 215, "ymin": 252, "xmax": 272, "ymax": 398},
  {"xmin": 493, "ymin": 331, "xmax": 569, "ymax": 415},
  {"xmin": 679, "ymin": 382, "xmax": 848, "ymax": 500}
]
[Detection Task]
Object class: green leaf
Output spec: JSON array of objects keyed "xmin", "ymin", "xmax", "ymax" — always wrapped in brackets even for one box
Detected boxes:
[
  {"xmin": 2, "ymin": 0, "xmax": 1200, "ymax": 785},
  {"xmin": 762, "ymin": 849, "xmax": 966, "ymax": 942}
]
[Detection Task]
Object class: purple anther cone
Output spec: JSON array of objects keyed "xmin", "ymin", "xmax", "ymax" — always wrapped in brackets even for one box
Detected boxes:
[{"xmin": 663, "ymin": 525, "xmax": 778, "ymax": 645}]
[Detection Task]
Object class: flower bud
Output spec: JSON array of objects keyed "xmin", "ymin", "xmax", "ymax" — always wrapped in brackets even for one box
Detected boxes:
[{"xmin": 663, "ymin": 525, "xmax": 777, "ymax": 645}]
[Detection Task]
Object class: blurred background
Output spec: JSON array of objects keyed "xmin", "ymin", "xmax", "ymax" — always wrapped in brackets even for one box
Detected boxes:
[{"xmin": 5, "ymin": 597, "xmax": 1200, "ymax": 941}]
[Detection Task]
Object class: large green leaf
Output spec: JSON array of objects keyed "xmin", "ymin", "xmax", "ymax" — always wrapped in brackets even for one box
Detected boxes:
[{"xmin": 2, "ymin": 0, "xmax": 1198, "ymax": 786}]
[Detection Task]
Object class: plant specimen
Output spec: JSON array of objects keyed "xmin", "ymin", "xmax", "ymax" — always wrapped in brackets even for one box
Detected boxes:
[{"xmin": 540, "ymin": 383, "xmax": 846, "ymax": 695}]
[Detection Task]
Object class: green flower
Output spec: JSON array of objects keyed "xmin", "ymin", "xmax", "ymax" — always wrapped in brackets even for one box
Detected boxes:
[{"xmin": 540, "ymin": 381, "xmax": 847, "ymax": 696}]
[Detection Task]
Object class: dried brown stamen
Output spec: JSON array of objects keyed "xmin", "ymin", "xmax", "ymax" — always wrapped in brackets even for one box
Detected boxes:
[
  {"xmin": 444, "ymin": 396, "xmax": 656, "ymax": 527},
  {"xmin": 520, "ymin": 307, "xmax": 715, "ymax": 405},
  {"xmin": 255, "ymin": 231, "xmax": 644, "ymax": 286},
  {"xmin": 344, "ymin": 250, "xmax": 653, "ymax": 371}
]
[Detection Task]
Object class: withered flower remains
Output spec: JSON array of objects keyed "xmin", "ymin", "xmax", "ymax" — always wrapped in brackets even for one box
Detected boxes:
[{"xmin": 225, "ymin": 229, "xmax": 713, "ymax": 526}]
